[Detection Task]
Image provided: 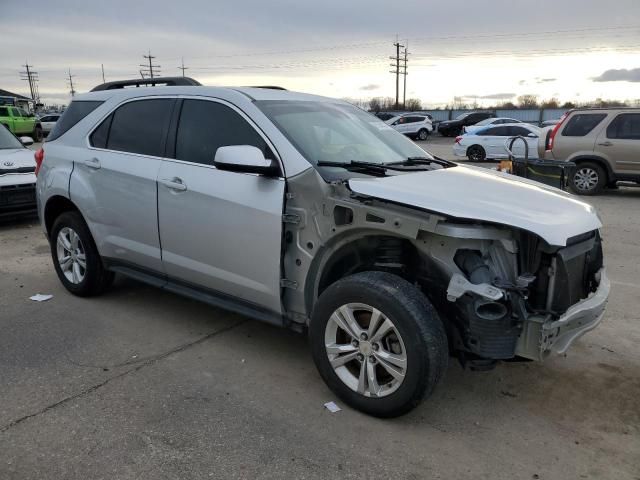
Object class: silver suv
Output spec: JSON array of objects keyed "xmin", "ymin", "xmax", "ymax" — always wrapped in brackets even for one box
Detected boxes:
[{"xmin": 36, "ymin": 78, "xmax": 609, "ymax": 417}]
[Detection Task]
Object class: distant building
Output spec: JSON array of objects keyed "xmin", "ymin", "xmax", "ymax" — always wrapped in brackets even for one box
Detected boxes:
[{"xmin": 0, "ymin": 88, "xmax": 34, "ymax": 112}]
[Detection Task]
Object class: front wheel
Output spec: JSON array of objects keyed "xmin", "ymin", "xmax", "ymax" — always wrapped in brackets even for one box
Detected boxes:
[
  {"xmin": 417, "ymin": 129, "xmax": 429, "ymax": 141},
  {"xmin": 310, "ymin": 271, "xmax": 448, "ymax": 417},
  {"xmin": 33, "ymin": 125, "xmax": 43, "ymax": 142}
]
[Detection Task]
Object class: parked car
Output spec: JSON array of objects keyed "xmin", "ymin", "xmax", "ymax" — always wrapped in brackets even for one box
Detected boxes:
[
  {"xmin": 437, "ymin": 111, "xmax": 495, "ymax": 137},
  {"xmin": 463, "ymin": 117, "xmax": 523, "ymax": 134},
  {"xmin": 374, "ymin": 112, "xmax": 396, "ymax": 121},
  {"xmin": 0, "ymin": 106, "xmax": 43, "ymax": 141},
  {"xmin": 0, "ymin": 127, "xmax": 37, "ymax": 217},
  {"xmin": 453, "ymin": 123, "xmax": 541, "ymax": 161},
  {"xmin": 540, "ymin": 107, "xmax": 640, "ymax": 195},
  {"xmin": 38, "ymin": 113, "xmax": 61, "ymax": 136},
  {"xmin": 540, "ymin": 119, "xmax": 561, "ymax": 128},
  {"xmin": 386, "ymin": 114, "xmax": 433, "ymax": 140},
  {"xmin": 36, "ymin": 79, "xmax": 608, "ymax": 417}
]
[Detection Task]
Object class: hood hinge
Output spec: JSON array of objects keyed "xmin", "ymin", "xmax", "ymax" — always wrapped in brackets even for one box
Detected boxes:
[
  {"xmin": 282, "ymin": 213, "xmax": 301, "ymax": 225},
  {"xmin": 280, "ymin": 278, "xmax": 298, "ymax": 289}
]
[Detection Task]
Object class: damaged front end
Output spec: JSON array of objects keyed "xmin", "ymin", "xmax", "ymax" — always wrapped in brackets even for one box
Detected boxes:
[{"xmin": 432, "ymin": 227, "xmax": 609, "ymax": 363}]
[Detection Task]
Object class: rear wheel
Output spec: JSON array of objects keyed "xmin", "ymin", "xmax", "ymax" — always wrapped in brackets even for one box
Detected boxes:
[
  {"xmin": 33, "ymin": 125, "xmax": 43, "ymax": 142},
  {"xmin": 467, "ymin": 145, "xmax": 486, "ymax": 162},
  {"xmin": 50, "ymin": 211, "xmax": 114, "ymax": 296},
  {"xmin": 570, "ymin": 162, "xmax": 606, "ymax": 195},
  {"xmin": 310, "ymin": 271, "xmax": 448, "ymax": 417}
]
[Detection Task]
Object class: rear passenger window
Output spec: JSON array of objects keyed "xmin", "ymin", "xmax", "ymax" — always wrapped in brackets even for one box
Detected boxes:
[
  {"xmin": 510, "ymin": 126, "xmax": 534, "ymax": 136},
  {"xmin": 175, "ymin": 99, "xmax": 274, "ymax": 165},
  {"xmin": 107, "ymin": 99, "xmax": 173, "ymax": 156},
  {"xmin": 90, "ymin": 114, "xmax": 112, "ymax": 149},
  {"xmin": 48, "ymin": 101, "xmax": 104, "ymax": 141},
  {"xmin": 482, "ymin": 126, "xmax": 510, "ymax": 136},
  {"xmin": 562, "ymin": 114, "xmax": 607, "ymax": 137},
  {"xmin": 607, "ymin": 113, "xmax": 640, "ymax": 140}
]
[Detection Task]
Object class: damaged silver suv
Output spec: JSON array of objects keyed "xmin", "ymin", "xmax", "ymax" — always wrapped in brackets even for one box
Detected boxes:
[{"xmin": 36, "ymin": 78, "xmax": 610, "ymax": 417}]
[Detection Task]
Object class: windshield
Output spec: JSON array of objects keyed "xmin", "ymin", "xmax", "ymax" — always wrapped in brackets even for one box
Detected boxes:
[
  {"xmin": 0, "ymin": 126, "xmax": 23, "ymax": 149},
  {"xmin": 256, "ymin": 101, "xmax": 432, "ymax": 170}
]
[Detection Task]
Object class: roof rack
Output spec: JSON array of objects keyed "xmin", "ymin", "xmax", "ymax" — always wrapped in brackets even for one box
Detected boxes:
[
  {"xmin": 91, "ymin": 77, "xmax": 201, "ymax": 92},
  {"xmin": 248, "ymin": 86, "xmax": 287, "ymax": 90}
]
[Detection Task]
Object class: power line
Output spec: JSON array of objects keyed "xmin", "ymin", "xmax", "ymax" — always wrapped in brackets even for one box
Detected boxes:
[
  {"xmin": 389, "ymin": 38, "xmax": 404, "ymax": 109},
  {"xmin": 402, "ymin": 42, "xmax": 409, "ymax": 109},
  {"xmin": 20, "ymin": 62, "xmax": 39, "ymax": 108},
  {"xmin": 140, "ymin": 50, "xmax": 161, "ymax": 79}
]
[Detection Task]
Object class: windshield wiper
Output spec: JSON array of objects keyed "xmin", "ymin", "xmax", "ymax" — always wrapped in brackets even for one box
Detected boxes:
[
  {"xmin": 316, "ymin": 160, "xmax": 389, "ymax": 176},
  {"xmin": 388, "ymin": 156, "xmax": 455, "ymax": 168}
]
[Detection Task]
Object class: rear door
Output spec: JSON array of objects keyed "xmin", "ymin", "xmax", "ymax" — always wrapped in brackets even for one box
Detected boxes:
[
  {"xmin": 75, "ymin": 97, "xmax": 175, "ymax": 273},
  {"xmin": 510, "ymin": 125, "xmax": 539, "ymax": 158},
  {"xmin": 481, "ymin": 126, "xmax": 511, "ymax": 158},
  {"xmin": 596, "ymin": 112, "xmax": 640, "ymax": 174},
  {"xmin": 157, "ymin": 97, "xmax": 285, "ymax": 314}
]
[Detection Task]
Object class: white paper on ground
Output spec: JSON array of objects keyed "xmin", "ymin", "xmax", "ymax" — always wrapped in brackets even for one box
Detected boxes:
[
  {"xmin": 324, "ymin": 401, "xmax": 341, "ymax": 413},
  {"xmin": 29, "ymin": 294, "xmax": 53, "ymax": 302}
]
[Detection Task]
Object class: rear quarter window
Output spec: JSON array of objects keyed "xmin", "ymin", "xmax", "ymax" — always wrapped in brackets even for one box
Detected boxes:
[
  {"xmin": 47, "ymin": 101, "xmax": 104, "ymax": 141},
  {"xmin": 562, "ymin": 113, "xmax": 607, "ymax": 137}
]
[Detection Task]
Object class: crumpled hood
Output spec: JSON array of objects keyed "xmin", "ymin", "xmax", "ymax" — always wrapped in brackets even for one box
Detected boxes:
[
  {"xmin": 348, "ymin": 165, "xmax": 602, "ymax": 246},
  {"xmin": 0, "ymin": 149, "xmax": 36, "ymax": 172}
]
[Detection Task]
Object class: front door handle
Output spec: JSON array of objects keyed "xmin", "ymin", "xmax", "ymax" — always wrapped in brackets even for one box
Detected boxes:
[
  {"xmin": 160, "ymin": 177, "xmax": 187, "ymax": 192},
  {"xmin": 83, "ymin": 157, "xmax": 101, "ymax": 169},
  {"xmin": 598, "ymin": 141, "xmax": 613, "ymax": 147}
]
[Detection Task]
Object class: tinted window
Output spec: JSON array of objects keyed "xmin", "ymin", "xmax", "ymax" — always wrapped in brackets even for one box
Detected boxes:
[
  {"xmin": 10, "ymin": 108, "xmax": 20, "ymax": 116},
  {"xmin": 510, "ymin": 126, "xmax": 534, "ymax": 136},
  {"xmin": 0, "ymin": 107, "xmax": 8, "ymax": 116},
  {"xmin": 562, "ymin": 114, "xmax": 607, "ymax": 137},
  {"xmin": 175, "ymin": 99, "xmax": 273, "ymax": 165},
  {"xmin": 481, "ymin": 126, "xmax": 510, "ymax": 136},
  {"xmin": 107, "ymin": 99, "xmax": 173, "ymax": 156},
  {"xmin": 607, "ymin": 113, "xmax": 640, "ymax": 140},
  {"xmin": 90, "ymin": 114, "xmax": 113, "ymax": 149},
  {"xmin": 48, "ymin": 100, "xmax": 103, "ymax": 141}
]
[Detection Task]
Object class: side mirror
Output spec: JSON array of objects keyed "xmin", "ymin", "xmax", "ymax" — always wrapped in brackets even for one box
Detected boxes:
[
  {"xmin": 214, "ymin": 145, "xmax": 278, "ymax": 176},
  {"xmin": 20, "ymin": 136, "xmax": 34, "ymax": 146}
]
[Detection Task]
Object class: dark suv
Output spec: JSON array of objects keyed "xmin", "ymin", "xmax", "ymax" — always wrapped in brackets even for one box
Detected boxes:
[{"xmin": 438, "ymin": 111, "xmax": 495, "ymax": 137}]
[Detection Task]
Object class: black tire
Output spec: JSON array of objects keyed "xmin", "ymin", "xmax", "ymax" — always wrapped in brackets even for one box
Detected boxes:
[
  {"xmin": 417, "ymin": 128, "xmax": 429, "ymax": 141},
  {"xmin": 50, "ymin": 211, "xmax": 114, "ymax": 296},
  {"xmin": 33, "ymin": 125, "xmax": 43, "ymax": 142},
  {"xmin": 310, "ymin": 271, "xmax": 448, "ymax": 418},
  {"xmin": 467, "ymin": 145, "xmax": 486, "ymax": 162},
  {"xmin": 569, "ymin": 162, "xmax": 607, "ymax": 196}
]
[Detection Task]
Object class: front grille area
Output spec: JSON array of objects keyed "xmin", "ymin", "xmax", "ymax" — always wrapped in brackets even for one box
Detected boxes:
[{"xmin": 0, "ymin": 183, "xmax": 37, "ymax": 214}]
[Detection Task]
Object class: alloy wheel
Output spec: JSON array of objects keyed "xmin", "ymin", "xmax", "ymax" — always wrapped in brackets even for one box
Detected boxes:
[
  {"xmin": 324, "ymin": 303, "xmax": 407, "ymax": 398},
  {"xmin": 56, "ymin": 227, "xmax": 86, "ymax": 284},
  {"xmin": 573, "ymin": 167, "xmax": 599, "ymax": 191}
]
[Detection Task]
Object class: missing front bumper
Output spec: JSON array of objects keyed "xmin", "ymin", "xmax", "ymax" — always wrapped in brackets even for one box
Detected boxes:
[{"xmin": 516, "ymin": 268, "xmax": 610, "ymax": 360}]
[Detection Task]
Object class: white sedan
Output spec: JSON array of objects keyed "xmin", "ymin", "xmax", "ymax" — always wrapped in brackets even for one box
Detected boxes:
[
  {"xmin": 463, "ymin": 117, "xmax": 523, "ymax": 134},
  {"xmin": 0, "ymin": 127, "xmax": 37, "ymax": 217},
  {"xmin": 453, "ymin": 123, "xmax": 541, "ymax": 161}
]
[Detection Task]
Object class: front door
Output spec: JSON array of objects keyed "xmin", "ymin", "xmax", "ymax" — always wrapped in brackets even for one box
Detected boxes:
[{"xmin": 157, "ymin": 98, "xmax": 285, "ymax": 314}]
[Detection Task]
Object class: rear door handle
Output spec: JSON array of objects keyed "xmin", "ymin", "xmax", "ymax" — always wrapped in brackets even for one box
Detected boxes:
[
  {"xmin": 83, "ymin": 157, "xmax": 101, "ymax": 169},
  {"xmin": 598, "ymin": 141, "xmax": 613, "ymax": 147},
  {"xmin": 160, "ymin": 177, "xmax": 187, "ymax": 192}
]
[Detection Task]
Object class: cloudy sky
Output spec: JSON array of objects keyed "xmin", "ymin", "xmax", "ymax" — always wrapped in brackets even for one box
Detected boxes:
[{"xmin": 2, "ymin": 0, "xmax": 639, "ymax": 107}]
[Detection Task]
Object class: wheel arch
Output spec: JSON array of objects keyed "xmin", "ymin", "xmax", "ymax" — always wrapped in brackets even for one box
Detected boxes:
[
  {"xmin": 44, "ymin": 195, "xmax": 81, "ymax": 238},
  {"xmin": 568, "ymin": 155, "xmax": 613, "ymax": 181}
]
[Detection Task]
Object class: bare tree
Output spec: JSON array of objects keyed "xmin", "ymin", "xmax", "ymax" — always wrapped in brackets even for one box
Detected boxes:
[
  {"xmin": 369, "ymin": 97, "xmax": 382, "ymax": 112},
  {"xmin": 405, "ymin": 98, "xmax": 422, "ymax": 111},
  {"xmin": 517, "ymin": 94, "xmax": 539, "ymax": 108}
]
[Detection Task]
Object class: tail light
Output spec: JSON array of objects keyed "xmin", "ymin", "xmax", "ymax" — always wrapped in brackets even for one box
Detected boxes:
[
  {"xmin": 455, "ymin": 136, "xmax": 463, "ymax": 144},
  {"xmin": 34, "ymin": 147, "xmax": 44, "ymax": 176},
  {"xmin": 546, "ymin": 112, "xmax": 569, "ymax": 151}
]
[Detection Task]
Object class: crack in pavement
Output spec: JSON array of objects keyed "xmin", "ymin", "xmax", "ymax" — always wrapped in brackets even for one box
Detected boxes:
[{"xmin": 0, "ymin": 319, "xmax": 247, "ymax": 433}]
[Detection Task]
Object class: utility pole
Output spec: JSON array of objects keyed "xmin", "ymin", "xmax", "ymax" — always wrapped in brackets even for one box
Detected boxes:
[
  {"xmin": 389, "ymin": 38, "xmax": 404, "ymax": 110},
  {"xmin": 140, "ymin": 50, "xmax": 161, "ymax": 79},
  {"xmin": 20, "ymin": 62, "xmax": 39, "ymax": 111},
  {"xmin": 177, "ymin": 57, "xmax": 189, "ymax": 77},
  {"xmin": 402, "ymin": 42, "xmax": 409, "ymax": 110},
  {"xmin": 67, "ymin": 69, "xmax": 76, "ymax": 97},
  {"xmin": 101, "ymin": 64, "xmax": 106, "ymax": 83}
]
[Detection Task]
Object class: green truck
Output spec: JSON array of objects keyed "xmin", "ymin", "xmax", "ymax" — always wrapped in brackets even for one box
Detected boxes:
[{"xmin": 0, "ymin": 105, "xmax": 43, "ymax": 141}]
